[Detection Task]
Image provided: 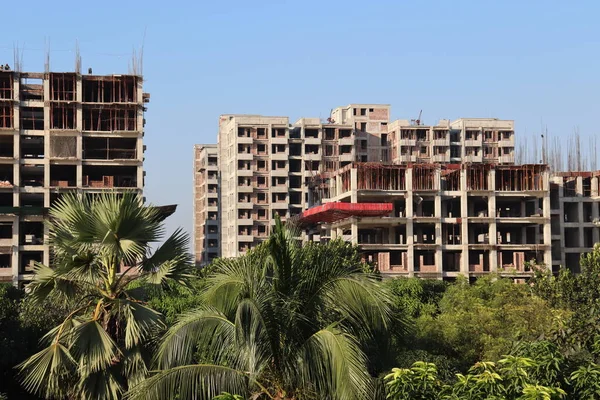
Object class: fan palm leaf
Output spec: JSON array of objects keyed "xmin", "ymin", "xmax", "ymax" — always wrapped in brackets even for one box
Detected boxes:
[{"xmin": 18, "ymin": 191, "xmax": 193, "ymax": 399}]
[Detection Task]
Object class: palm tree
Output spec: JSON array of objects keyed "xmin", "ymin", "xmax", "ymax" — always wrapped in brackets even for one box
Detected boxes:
[
  {"xmin": 127, "ymin": 218, "xmax": 392, "ymax": 400},
  {"xmin": 18, "ymin": 192, "xmax": 193, "ymax": 400}
]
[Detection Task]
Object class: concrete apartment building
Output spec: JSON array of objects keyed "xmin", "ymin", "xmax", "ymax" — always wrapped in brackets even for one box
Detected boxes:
[
  {"xmin": 206, "ymin": 104, "xmax": 521, "ymax": 261},
  {"xmin": 389, "ymin": 118, "xmax": 515, "ymax": 164},
  {"xmin": 216, "ymin": 105, "xmax": 395, "ymax": 258},
  {"xmin": 549, "ymin": 172, "xmax": 600, "ymax": 272},
  {"xmin": 0, "ymin": 68, "xmax": 147, "ymax": 284},
  {"xmin": 303, "ymin": 163, "xmax": 552, "ymax": 278},
  {"xmin": 198, "ymin": 103, "xmax": 600, "ymax": 276},
  {"xmin": 193, "ymin": 144, "xmax": 219, "ymax": 266}
]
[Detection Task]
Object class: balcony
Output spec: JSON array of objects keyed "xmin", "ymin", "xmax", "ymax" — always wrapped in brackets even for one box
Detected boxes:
[
  {"xmin": 271, "ymin": 152, "xmax": 288, "ymax": 161},
  {"xmin": 270, "ymin": 169, "xmax": 288, "ymax": 177},
  {"xmin": 399, "ymin": 139, "xmax": 416, "ymax": 146},
  {"xmin": 432, "ymin": 137, "xmax": 449, "ymax": 146},
  {"xmin": 464, "ymin": 138, "xmax": 482, "ymax": 147},
  {"xmin": 237, "ymin": 152, "xmax": 253, "ymax": 161},
  {"xmin": 432, "ymin": 154, "xmax": 449, "ymax": 163},
  {"xmin": 338, "ymin": 137, "xmax": 354, "ymax": 146},
  {"xmin": 237, "ymin": 136, "xmax": 253, "ymax": 144},
  {"xmin": 464, "ymin": 154, "xmax": 483, "ymax": 163}
]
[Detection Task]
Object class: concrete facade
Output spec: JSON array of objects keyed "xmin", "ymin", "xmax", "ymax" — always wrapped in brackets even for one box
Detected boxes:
[
  {"xmin": 388, "ymin": 118, "xmax": 515, "ymax": 164},
  {"xmin": 193, "ymin": 144, "xmax": 219, "ymax": 266},
  {"xmin": 196, "ymin": 103, "xmax": 597, "ymax": 276},
  {"xmin": 0, "ymin": 69, "xmax": 146, "ymax": 284},
  {"xmin": 305, "ymin": 163, "xmax": 552, "ymax": 279},
  {"xmin": 549, "ymin": 173, "xmax": 600, "ymax": 272},
  {"xmin": 216, "ymin": 105, "xmax": 396, "ymax": 258}
]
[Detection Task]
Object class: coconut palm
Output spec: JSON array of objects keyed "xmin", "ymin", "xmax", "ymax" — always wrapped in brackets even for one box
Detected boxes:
[
  {"xmin": 127, "ymin": 218, "xmax": 392, "ymax": 400},
  {"xmin": 18, "ymin": 192, "xmax": 193, "ymax": 400}
]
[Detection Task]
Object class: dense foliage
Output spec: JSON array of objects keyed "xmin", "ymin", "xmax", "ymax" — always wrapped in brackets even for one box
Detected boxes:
[
  {"xmin": 3, "ymin": 206, "xmax": 600, "ymax": 400},
  {"xmin": 127, "ymin": 218, "xmax": 392, "ymax": 400}
]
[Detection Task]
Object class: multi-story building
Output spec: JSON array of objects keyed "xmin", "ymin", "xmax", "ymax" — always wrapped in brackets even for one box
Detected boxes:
[
  {"xmin": 303, "ymin": 162, "xmax": 552, "ymax": 279},
  {"xmin": 549, "ymin": 172, "xmax": 600, "ymax": 272},
  {"xmin": 216, "ymin": 105, "xmax": 393, "ymax": 258},
  {"xmin": 388, "ymin": 118, "xmax": 515, "ymax": 164},
  {"xmin": 0, "ymin": 68, "xmax": 147, "ymax": 284},
  {"xmin": 198, "ymin": 103, "xmax": 598, "ymax": 276},
  {"xmin": 193, "ymin": 144, "xmax": 219, "ymax": 266}
]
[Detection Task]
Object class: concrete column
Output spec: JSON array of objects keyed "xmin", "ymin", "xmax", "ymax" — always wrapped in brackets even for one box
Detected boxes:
[
  {"xmin": 434, "ymin": 192, "xmax": 442, "ymax": 273},
  {"xmin": 592, "ymin": 200, "xmax": 599, "ymax": 244},
  {"xmin": 460, "ymin": 169, "xmax": 469, "ymax": 274},
  {"xmin": 592, "ymin": 176, "xmax": 599, "ymax": 197},
  {"xmin": 489, "ymin": 170, "xmax": 498, "ymax": 272},
  {"xmin": 406, "ymin": 168, "xmax": 414, "ymax": 275},
  {"xmin": 578, "ymin": 202, "xmax": 584, "ymax": 248},
  {"xmin": 350, "ymin": 168, "xmax": 358, "ymax": 203},
  {"xmin": 576, "ymin": 177, "xmax": 583, "ymax": 196},
  {"xmin": 11, "ymin": 216, "xmax": 18, "ymax": 282},
  {"xmin": 543, "ymin": 193, "xmax": 552, "ymax": 269},
  {"xmin": 351, "ymin": 218, "xmax": 358, "ymax": 245}
]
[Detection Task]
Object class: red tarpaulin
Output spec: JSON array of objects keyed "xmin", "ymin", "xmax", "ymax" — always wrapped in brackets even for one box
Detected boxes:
[{"xmin": 300, "ymin": 202, "xmax": 393, "ymax": 224}]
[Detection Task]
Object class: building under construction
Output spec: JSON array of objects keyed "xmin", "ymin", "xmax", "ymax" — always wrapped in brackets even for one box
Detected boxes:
[
  {"xmin": 0, "ymin": 67, "xmax": 148, "ymax": 284},
  {"xmin": 301, "ymin": 163, "xmax": 557, "ymax": 278},
  {"xmin": 197, "ymin": 104, "xmax": 600, "ymax": 277}
]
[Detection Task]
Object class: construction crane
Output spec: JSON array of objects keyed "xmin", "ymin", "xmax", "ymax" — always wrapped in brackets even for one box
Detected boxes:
[{"xmin": 411, "ymin": 110, "xmax": 422, "ymax": 126}]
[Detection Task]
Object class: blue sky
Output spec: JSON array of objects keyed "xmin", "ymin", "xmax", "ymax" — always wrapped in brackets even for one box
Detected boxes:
[{"xmin": 2, "ymin": 0, "xmax": 599, "ymax": 242}]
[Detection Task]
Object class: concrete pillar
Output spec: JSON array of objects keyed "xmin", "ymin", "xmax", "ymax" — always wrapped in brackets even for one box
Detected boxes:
[
  {"xmin": 11, "ymin": 216, "xmax": 18, "ymax": 282},
  {"xmin": 406, "ymin": 168, "xmax": 414, "ymax": 275},
  {"xmin": 578, "ymin": 201, "xmax": 584, "ymax": 248},
  {"xmin": 489, "ymin": 171, "xmax": 498, "ymax": 272},
  {"xmin": 592, "ymin": 200, "xmax": 599, "ymax": 244},
  {"xmin": 460, "ymin": 169, "xmax": 469, "ymax": 274},
  {"xmin": 351, "ymin": 218, "xmax": 358, "ymax": 245},
  {"xmin": 543, "ymin": 193, "xmax": 552, "ymax": 269},
  {"xmin": 350, "ymin": 168, "xmax": 358, "ymax": 203},
  {"xmin": 576, "ymin": 177, "xmax": 583, "ymax": 196}
]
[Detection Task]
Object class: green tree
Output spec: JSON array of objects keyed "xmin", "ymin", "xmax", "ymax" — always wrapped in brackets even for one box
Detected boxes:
[
  {"xmin": 568, "ymin": 363, "xmax": 600, "ymax": 398},
  {"xmin": 531, "ymin": 244, "xmax": 600, "ymax": 359},
  {"xmin": 127, "ymin": 218, "xmax": 392, "ymax": 400},
  {"xmin": 385, "ymin": 357, "xmax": 566, "ymax": 400},
  {"xmin": 416, "ymin": 275, "xmax": 565, "ymax": 367},
  {"xmin": 17, "ymin": 192, "xmax": 193, "ymax": 400},
  {"xmin": 385, "ymin": 362, "xmax": 441, "ymax": 400}
]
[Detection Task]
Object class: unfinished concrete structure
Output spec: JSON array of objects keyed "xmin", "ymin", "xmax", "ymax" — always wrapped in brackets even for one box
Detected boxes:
[
  {"xmin": 193, "ymin": 144, "xmax": 219, "ymax": 266},
  {"xmin": 199, "ymin": 103, "xmax": 598, "ymax": 275},
  {"xmin": 388, "ymin": 118, "xmax": 515, "ymax": 164},
  {"xmin": 0, "ymin": 68, "xmax": 147, "ymax": 284},
  {"xmin": 216, "ymin": 105, "xmax": 394, "ymax": 258},
  {"xmin": 302, "ymin": 163, "xmax": 551, "ymax": 279},
  {"xmin": 549, "ymin": 172, "xmax": 600, "ymax": 272}
]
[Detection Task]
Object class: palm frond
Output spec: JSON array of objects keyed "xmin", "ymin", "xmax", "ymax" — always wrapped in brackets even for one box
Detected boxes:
[
  {"xmin": 68, "ymin": 320, "xmax": 120, "ymax": 375},
  {"xmin": 140, "ymin": 228, "xmax": 194, "ymax": 287},
  {"xmin": 114, "ymin": 298, "xmax": 165, "ymax": 349},
  {"xmin": 233, "ymin": 298, "xmax": 271, "ymax": 378},
  {"xmin": 297, "ymin": 326, "xmax": 373, "ymax": 400},
  {"xmin": 78, "ymin": 367, "xmax": 123, "ymax": 400},
  {"xmin": 202, "ymin": 257, "xmax": 254, "ymax": 316},
  {"xmin": 126, "ymin": 364, "xmax": 248, "ymax": 400},
  {"xmin": 17, "ymin": 342, "xmax": 76, "ymax": 399},
  {"xmin": 120, "ymin": 346, "xmax": 150, "ymax": 388},
  {"xmin": 26, "ymin": 263, "xmax": 80, "ymax": 303},
  {"xmin": 154, "ymin": 307, "xmax": 236, "ymax": 369}
]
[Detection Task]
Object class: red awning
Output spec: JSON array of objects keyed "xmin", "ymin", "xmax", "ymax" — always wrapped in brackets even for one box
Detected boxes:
[{"xmin": 300, "ymin": 202, "xmax": 393, "ymax": 224}]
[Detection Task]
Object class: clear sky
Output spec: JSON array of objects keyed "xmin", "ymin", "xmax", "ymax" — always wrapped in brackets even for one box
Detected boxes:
[{"xmin": 1, "ymin": 0, "xmax": 599, "ymax": 243}]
